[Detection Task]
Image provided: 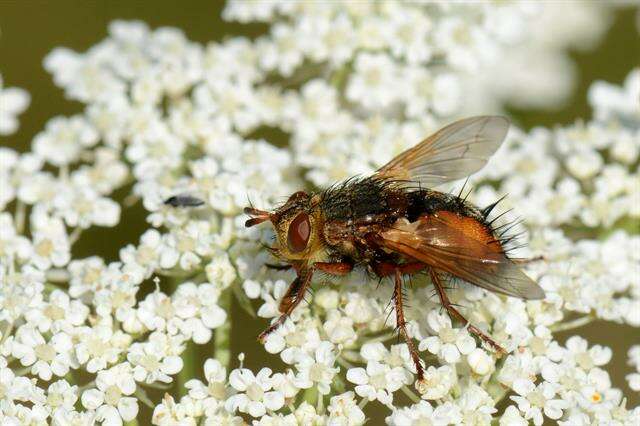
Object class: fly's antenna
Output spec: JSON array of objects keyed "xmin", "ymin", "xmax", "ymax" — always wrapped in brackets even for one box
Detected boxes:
[
  {"xmin": 164, "ymin": 194, "xmax": 205, "ymax": 208},
  {"xmin": 244, "ymin": 206, "xmax": 271, "ymax": 227}
]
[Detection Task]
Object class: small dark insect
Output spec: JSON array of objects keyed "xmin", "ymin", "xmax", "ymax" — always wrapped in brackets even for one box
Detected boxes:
[
  {"xmin": 164, "ymin": 194, "xmax": 205, "ymax": 208},
  {"xmin": 243, "ymin": 116, "xmax": 545, "ymax": 382}
]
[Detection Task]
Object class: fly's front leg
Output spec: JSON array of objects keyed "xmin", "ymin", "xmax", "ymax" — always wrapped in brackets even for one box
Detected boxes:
[{"xmin": 258, "ymin": 268, "xmax": 313, "ymax": 343}]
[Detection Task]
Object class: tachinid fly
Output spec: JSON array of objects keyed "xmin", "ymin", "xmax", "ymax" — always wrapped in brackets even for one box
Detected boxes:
[{"xmin": 169, "ymin": 116, "xmax": 545, "ymax": 382}]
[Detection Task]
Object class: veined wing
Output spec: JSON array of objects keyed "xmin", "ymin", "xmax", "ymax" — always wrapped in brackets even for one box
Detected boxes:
[
  {"xmin": 379, "ymin": 214, "xmax": 545, "ymax": 300},
  {"xmin": 375, "ymin": 116, "xmax": 510, "ymax": 188}
]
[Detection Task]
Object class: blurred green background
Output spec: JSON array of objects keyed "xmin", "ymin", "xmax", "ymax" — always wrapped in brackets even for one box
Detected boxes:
[{"xmin": 1, "ymin": 0, "xmax": 639, "ymax": 421}]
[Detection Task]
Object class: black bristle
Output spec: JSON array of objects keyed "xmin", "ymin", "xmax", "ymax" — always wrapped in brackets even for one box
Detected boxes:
[
  {"xmin": 487, "ymin": 208, "xmax": 513, "ymax": 226},
  {"xmin": 456, "ymin": 177, "xmax": 470, "ymax": 199},
  {"xmin": 482, "ymin": 194, "xmax": 508, "ymax": 218}
]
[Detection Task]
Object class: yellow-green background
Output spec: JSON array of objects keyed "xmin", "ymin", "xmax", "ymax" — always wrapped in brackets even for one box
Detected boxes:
[{"xmin": 1, "ymin": 1, "xmax": 638, "ymax": 422}]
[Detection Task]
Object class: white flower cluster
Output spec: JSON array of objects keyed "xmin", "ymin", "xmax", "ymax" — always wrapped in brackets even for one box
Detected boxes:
[
  {"xmin": 1, "ymin": 1, "xmax": 638, "ymax": 425},
  {"xmin": 0, "ymin": 74, "xmax": 30, "ymax": 136}
]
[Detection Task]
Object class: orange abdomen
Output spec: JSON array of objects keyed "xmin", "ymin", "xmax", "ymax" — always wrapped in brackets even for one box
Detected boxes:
[{"xmin": 434, "ymin": 210, "xmax": 503, "ymax": 253}]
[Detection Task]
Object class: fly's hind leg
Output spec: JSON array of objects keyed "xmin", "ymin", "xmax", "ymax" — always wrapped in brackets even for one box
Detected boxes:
[
  {"xmin": 429, "ymin": 269, "xmax": 506, "ymax": 355},
  {"xmin": 258, "ymin": 269, "xmax": 313, "ymax": 343},
  {"xmin": 393, "ymin": 269, "xmax": 425, "ymax": 381}
]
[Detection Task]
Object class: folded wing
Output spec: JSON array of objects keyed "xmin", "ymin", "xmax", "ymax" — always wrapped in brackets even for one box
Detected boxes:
[{"xmin": 380, "ymin": 215, "xmax": 545, "ymax": 300}]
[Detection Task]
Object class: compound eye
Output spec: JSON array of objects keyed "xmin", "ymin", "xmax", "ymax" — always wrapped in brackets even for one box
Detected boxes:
[{"xmin": 287, "ymin": 212, "xmax": 310, "ymax": 253}]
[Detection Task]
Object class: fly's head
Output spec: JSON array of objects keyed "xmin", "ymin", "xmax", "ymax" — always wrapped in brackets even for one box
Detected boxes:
[{"xmin": 244, "ymin": 191, "xmax": 324, "ymax": 262}]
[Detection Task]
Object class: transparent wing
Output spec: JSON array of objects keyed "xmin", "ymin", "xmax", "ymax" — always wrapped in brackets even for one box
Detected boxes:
[
  {"xmin": 380, "ymin": 215, "xmax": 545, "ymax": 300},
  {"xmin": 375, "ymin": 116, "xmax": 510, "ymax": 188}
]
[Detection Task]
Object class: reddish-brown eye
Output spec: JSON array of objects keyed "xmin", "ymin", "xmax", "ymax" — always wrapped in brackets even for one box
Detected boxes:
[{"xmin": 287, "ymin": 212, "xmax": 310, "ymax": 253}]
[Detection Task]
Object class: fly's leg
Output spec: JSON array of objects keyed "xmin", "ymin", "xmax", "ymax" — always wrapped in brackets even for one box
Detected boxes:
[
  {"xmin": 258, "ymin": 269, "xmax": 313, "ymax": 343},
  {"xmin": 393, "ymin": 269, "xmax": 425, "ymax": 381},
  {"xmin": 314, "ymin": 261, "xmax": 353, "ymax": 276},
  {"xmin": 429, "ymin": 269, "xmax": 506, "ymax": 355}
]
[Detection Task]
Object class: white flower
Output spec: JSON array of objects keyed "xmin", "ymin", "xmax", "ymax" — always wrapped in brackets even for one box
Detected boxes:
[
  {"xmin": 33, "ymin": 115, "xmax": 98, "ymax": 167},
  {"xmin": 258, "ymin": 23, "xmax": 305, "ymax": 76},
  {"xmin": 346, "ymin": 52, "xmax": 399, "ymax": 110},
  {"xmin": 627, "ymin": 345, "xmax": 640, "ymax": 391},
  {"xmin": 467, "ymin": 348, "xmax": 495, "ymax": 376},
  {"xmin": 53, "ymin": 184, "xmax": 121, "ymax": 228},
  {"xmin": 29, "ymin": 209, "xmax": 71, "ymax": 271},
  {"xmin": 499, "ymin": 406, "xmax": 528, "ymax": 426},
  {"xmin": 346, "ymin": 360, "xmax": 410, "ymax": 406},
  {"xmin": 45, "ymin": 380, "xmax": 79, "ymax": 416},
  {"xmin": 74, "ymin": 325, "xmax": 130, "ymax": 373},
  {"xmin": 456, "ymin": 383, "xmax": 497, "ymax": 424},
  {"xmin": 0, "ymin": 74, "xmax": 30, "ymax": 135},
  {"xmin": 292, "ymin": 341, "xmax": 339, "ymax": 395},
  {"xmin": 137, "ymin": 290, "xmax": 182, "ymax": 334},
  {"xmin": 415, "ymin": 365, "xmax": 456, "ymax": 401},
  {"xmin": 419, "ymin": 311, "xmax": 476, "ymax": 363},
  {"xmin": 81, "ymin": 363, "xmax": 138, "ymax": 425},
  {"xmin": 24, "ymin": 289, "xmax": 89, "ymax": 334},
  {"xmin": 323, "ymin": 309, "xmax": 358, "ymax": 347},
  {"xmin": 204, "ymin": 252, "xmax": 237, "ymax": 290},
  {"xmin": 151, "ymin": 393, "xmax": 199, "ymax": 426},
  {"xmin": 127, "ymin": 332, "xmax": 184, "ymax": 384},
  {"xmin": 566, "ymin": 149, "xmax": 603, "ymax": 180},
  {"xmin": 185, "ymin": 358, "xmax": 228, "ymax": 414},
  {"xmin": 589, "ymin": 68, "xmax": 640, "ymax": 121},
  {"xmin": 326, "ymin": 391, "xmax": 365, "ymax": 426},
  {"xmin": 11, "ymin": 327, "xmax": 74, "ymax": 381},
  {"xmin": 360, "ymin": 342, "xmax": 415, "ymax": 377},
  {"xmin": 171, "ymin": 282, "xmax": 227, "ymax": 344},
  {"xmin": 386, "ymin": 400, "xmax": 461, "ymax": 426},
  {"xmin": 225, "ymin": 367, "xmax": 285, "ymax": 417},
  {"xmin": 510, "ymin": 379, "xmax": 569, "ymax": 425},
  {"xmin": 563, "ymin": 336, "xmax": 612, "ymax": 371}
]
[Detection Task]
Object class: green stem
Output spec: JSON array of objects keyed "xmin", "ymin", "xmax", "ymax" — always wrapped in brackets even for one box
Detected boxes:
[
  {"xmin": 551, "ymin": 315, "xmax": 594, "ymax": 332},
  {"xmin": 77, "ymin": 380, "xmax": 96, "ymax": 392},
  {"xmin": 358, "ymin": 398, "xmax": 369, "ymax": 410},
  {"xmin": 303, "ymin": 386, "xmax": 318, "ymax": 405},
  {"xmin": 68, "ymin": 228, "xmax": 83, "ymax": 245},
  {"xmin": 316, "ymin": 391, "xmax": 324, "ymax": 414},
  {"xmin": 134, "ymin": 387, "xmax": 155, "ymax": 408},
  {"xmin": 363, "ymin": 332, "xmax": 395, "ymax": 344},
  {"xmin": 336, "ymin": 357, "xmax": 355, "ymax": 370},
  {"xmin": 177, "ymin": 344, "xmax": 196, "ymax": 398},
  {"xmin": 15, "ymin": 201, "xmax": 26, "ymax": 234},
  {"xmin": 340, "ymin": 350, "xmax": 362, "ymax": 364},
  {"xmin": 0, "ymin": 322, "xmax": 13, "ymax": 346},
  {"xmin": 400, "ymin": 385, "xmax": 421, "ymax": 404},
  {"xmin": 215, "ymin": 288, "xmax": 232, "ymax": 369},
  {"xmin": 167, "ymin": 276, "xmax": 195, "ymax": 397}
]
